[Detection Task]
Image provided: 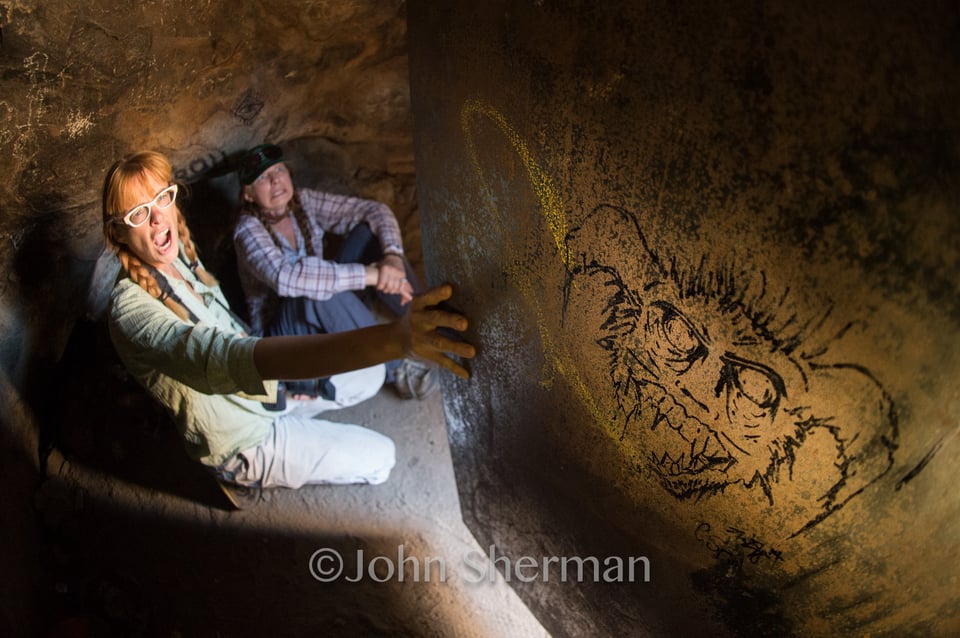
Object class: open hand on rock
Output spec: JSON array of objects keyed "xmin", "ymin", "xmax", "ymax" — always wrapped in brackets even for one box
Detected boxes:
[{"xmin": 399, "ymin": 284, "xmax": 476, "ymax": 378}]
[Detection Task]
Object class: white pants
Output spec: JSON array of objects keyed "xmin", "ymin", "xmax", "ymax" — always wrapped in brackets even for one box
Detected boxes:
[{"xmin": 222, "ymin": 365, "xmax": 395, "ymax": 488}]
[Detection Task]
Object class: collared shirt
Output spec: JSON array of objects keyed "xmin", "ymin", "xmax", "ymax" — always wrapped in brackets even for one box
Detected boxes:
[
  {"xmin": 108, "ymin": 250, "xmax": 277, "ymax": 467},
  {"xmin": 233, "ymin": 187, "xmax": 404, "ymax": 334}
]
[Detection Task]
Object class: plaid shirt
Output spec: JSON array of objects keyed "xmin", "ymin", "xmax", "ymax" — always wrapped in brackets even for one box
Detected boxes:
[{"xmin": 233, "ymin": 187, "xmax": 404, "ymax": 334}]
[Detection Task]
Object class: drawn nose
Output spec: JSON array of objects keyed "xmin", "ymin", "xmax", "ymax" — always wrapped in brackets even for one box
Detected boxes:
[{"xmin": 672, "ymin": 355, "xmax": 728, "ymax": 423}]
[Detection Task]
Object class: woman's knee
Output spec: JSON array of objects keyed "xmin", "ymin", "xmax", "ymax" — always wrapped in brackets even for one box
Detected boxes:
[
  {"xmin": 364, "ymin": 429, "xmax": 396, "ymax": 483},
  {"xmin": 331, "ymin": 364, "xmax": 386, "ymax": 406}
]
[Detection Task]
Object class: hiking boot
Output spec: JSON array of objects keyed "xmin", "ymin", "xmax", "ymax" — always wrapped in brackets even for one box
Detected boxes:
[{"xmin": 393, "ymin": 358, "xmax": 439, "ymax": 400}]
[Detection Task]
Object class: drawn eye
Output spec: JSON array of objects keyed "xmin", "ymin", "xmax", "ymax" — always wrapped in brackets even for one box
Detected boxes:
[
  {"xmin": 664, "ymin": 315, "xmax": 699, "ymax": 353},
  {"xmin": 735, "ymin": 366, "xmax": 777, "ymax": 407},
  {"xmin": 645, "ymin": 302, "xmax": 707, "ymax": 373},
  {"xmin": 233, "ymin": 90, "xmax": 264, "ymax": 123},
  {"xmin": 717, "ymin": 355, "xmax": 786, "ymax": 429}
]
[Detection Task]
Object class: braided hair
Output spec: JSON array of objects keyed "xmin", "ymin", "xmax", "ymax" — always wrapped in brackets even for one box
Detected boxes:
[{"xmin": 102, "ymin": 151, "xmax": 218, "ymax": 322}]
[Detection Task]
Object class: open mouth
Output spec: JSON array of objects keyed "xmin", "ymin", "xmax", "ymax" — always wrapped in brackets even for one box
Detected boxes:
[
  {"xmin": 633, "ymin": 384, "xmax": 736, "ymax": 485},
  {"xmin": 154, "ymin": 228, "xmax": 172, "ymax": 251}
]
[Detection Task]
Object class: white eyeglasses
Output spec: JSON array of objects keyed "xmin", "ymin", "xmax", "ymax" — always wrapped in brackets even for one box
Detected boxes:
[{"xmin": 120, "ymin": 184, "xmax": 178, "ymax": 227}]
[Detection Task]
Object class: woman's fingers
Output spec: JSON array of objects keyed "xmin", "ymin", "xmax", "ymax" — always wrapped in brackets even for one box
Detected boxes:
[
  {"xmin": 376, "ymin": 261, "xmax": 410, "ymax": 298},
  {"xmin": 430, "ymin": 331, "xmax": 476, "ymax": 358},
  {"xmin": 407, "ymin": 284, "xmax": 476, "ymax": 378},
  {"xmin": 377, "ymin": 278, "xmax": 414, "ymax": 302},
  {"xmin": 432, "ymin": 353, "xmax": 471, "ymax": 379},
  {"xmin": 413, "ymin": 308, "xmax": 468, "ymax": 332},
  {"xmin": 417, "ymin": 341, "xmax": 474, "ymax": 377},
  {"xmin": 398, "ymin": 281, "xmax": 414, "ymax": 305},
  {"xmin": 410, "ymin": 315, "xmax": 475, "ymax": 358},
  {"xmin": 412, "ymin": 283, "xmax": 454, "ymax": 310}
]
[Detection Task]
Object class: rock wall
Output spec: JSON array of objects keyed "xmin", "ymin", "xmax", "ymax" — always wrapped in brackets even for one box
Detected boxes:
[
  {"xmin": 0, "ymin": 2, "xmax": 417, "ymax": 634},
  {"xmin": 408, "ymin": 1, "xmax": 960, "ymax": 636}
]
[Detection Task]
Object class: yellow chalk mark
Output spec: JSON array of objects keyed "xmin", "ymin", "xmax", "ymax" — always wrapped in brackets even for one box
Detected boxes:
[
  {"xmin": 460, "ymin": 99, "xmax": 615, "ymax": 435},
  {"xmin": 461, "ymin": 99, "xmax": 570, "ymax": 268}
]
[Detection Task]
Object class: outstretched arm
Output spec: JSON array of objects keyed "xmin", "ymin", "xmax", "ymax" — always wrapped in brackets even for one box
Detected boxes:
[{"xmin": 252, "ymin": 284, "xmax": 475, "ymax": 380}]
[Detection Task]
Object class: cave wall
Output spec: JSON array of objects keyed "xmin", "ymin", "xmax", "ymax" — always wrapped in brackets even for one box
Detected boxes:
[
  {"xmin": 3, "ymin": 0, "xmax": 959, "ymax": 635},
  {"xmin": 408, "ymin": 1, "xmax": 960, "ymax": 636},
  {"xmin": 0, "ymin": 2, "xmax": 417, "ymax": 634}
]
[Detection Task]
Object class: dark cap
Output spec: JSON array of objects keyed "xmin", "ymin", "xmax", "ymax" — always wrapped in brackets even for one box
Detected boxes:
[{"xmin": 238, "ymin": 143, "xmax": 284, "ymax": 185}]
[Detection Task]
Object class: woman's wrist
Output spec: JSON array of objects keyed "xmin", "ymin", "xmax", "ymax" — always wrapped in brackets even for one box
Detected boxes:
[
  {"xmin": 364, "ymin": 264, "xmax": 380, "ymax": 287},
  {"xmin": 381, "ymin": 253, "xmax": 404, "ymax": 268},
  {"xmin": 383, "ymin": 243, "xmax": 404, "ymax": 257}
]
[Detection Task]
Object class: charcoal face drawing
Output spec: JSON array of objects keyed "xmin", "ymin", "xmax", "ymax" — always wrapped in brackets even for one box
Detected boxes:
[{"xmin": 562, "ymin": 204, "xmax": 898, "ymax": 536}]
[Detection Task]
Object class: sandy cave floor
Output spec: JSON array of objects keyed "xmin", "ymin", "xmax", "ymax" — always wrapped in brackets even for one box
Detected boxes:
[{"xmin": 38, "ymin": 365, "xmax": 549, "ymax": 638}]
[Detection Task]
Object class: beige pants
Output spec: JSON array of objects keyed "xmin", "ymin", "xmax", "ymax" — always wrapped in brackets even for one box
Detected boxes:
[{"xmin": 221, "ymin": 365, "xmax": 395, "ymax": 488}]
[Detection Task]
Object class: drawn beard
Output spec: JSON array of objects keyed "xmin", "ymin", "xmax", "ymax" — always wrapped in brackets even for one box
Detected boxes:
[{"xmin": 563, "ymin": 204, "xmax": 897, "ymax": 534}]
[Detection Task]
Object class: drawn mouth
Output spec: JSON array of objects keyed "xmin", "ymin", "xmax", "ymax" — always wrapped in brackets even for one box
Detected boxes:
[{"xmin": 638, "ymin": 386, "xmax": 735, "ymax": 481}]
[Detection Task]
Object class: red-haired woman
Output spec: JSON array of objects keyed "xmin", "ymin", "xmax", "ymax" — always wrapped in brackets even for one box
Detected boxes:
[{"xmin": 102, "ymin": 150, "xmax": 473, "ymax": 506}]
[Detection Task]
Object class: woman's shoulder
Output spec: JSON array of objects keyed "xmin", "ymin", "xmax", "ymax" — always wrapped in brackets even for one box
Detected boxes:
[
  {"xmin": 296, "ymin": 186, "xmax": 335, "ymax": 206},
  {"xmin": 235, "ymin": 211, "xmax": 261, "ymax": 227},
  {"xmin": 110, "ymin": 274, "xmax": 142, "ymax": 302},
  {"xmin": 297, "ymin": 185, "xmax": 322, "ymax": 197},
  {"xmin": 234, "ymin": 212, "xmax": 267, "ymax": 237},
  {"xmin": 109, "ymin": 276, "xmax": 171, "ymax": 326}
]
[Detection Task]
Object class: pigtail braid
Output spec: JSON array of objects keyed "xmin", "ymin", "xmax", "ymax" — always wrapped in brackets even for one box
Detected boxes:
[
  {"xmin": 243, "ymin": 189, "xmax": 317, "ymax": 257},
  {"xmin": 115, "ymin": 247, "xmax": 192, "ymax": 322},
  {"xmin": 288, "ymin": 191, "xmax": 317, "ymax": 257},
  {"xmin": 245, "ymin": 197, "xmax": 286, "ymax": 250},
  {"xmin": 176, "ymin": 211, "xmax": 219, "ymax": 288}
]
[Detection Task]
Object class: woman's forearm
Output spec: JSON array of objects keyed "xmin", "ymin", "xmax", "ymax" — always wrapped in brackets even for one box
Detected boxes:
[
  {"xmin": 252, "ymin": 323, "xmax": 406, "ymax": 381},
  {"xmin": 253, "ymin": 284, "xmax": 476, "ymax": 382}
]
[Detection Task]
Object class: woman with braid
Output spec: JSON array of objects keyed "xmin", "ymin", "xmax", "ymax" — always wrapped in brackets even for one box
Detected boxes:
[
  {"xmin": 103, "ymin": 150, "xmax": 474, "ymax": 506},
  {"xmin": 233, "ymin": 143, "xmax": 436, "ymax": 403}
]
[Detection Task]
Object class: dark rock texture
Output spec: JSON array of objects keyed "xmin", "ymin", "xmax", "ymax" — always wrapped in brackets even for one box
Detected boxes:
[
  {"xmin": 408, "ymin": 0, "xmax": 960, "ymax": 636},
  {"xmin": 0, "ymin": 2, "xmax": 421, "ymax": 635}
]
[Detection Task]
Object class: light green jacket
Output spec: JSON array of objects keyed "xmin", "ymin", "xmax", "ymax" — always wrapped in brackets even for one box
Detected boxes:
[{"xmin": 107, "ymin": 251, "xmax": 278, "ymax": 467}]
